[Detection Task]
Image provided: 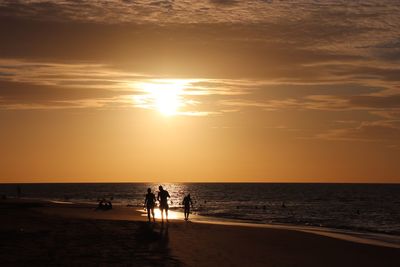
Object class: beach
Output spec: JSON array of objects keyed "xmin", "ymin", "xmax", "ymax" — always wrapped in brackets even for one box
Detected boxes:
[{"xmin": 1, "ymin": 199, "xmax": 399, "ymax": 267}]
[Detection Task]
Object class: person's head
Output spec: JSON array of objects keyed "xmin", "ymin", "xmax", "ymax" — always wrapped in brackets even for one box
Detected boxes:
[
  {"xmin": 159, "ymin": 185, "xmax": 163, "ymax": 191},
  {"xmin": 187, "ymin": 194, "xmax": 190, "ymax": 198},
  {"xmin": 147, "ymin": 188, "xmax": 151, "ymax": 193}
]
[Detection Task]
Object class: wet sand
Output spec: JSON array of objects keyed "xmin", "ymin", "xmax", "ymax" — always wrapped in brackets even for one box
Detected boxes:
[{"xmin": 1, "ymin": 199, "xmax": 399, "ymax": 267}]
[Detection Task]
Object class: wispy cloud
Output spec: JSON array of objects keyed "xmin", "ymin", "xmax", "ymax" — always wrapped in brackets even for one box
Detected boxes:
[
  {"xmin": 317, "ymin": 120, "xmax": 400, "ymax": 143},
  {"xmin": 0, "ymin": 59, "xmax": 254, "ymax": 114},
  {"xmin": 1, "ymin": 57, "xmax": 400, "ymax": 122},
  {"xmin": 1, "ymin": 1, "xmax": 399, "ymax": 28}
]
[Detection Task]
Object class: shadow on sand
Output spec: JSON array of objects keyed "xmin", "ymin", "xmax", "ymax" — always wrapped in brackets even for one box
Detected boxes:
[{"xmin": 135, "ymin": 222, "xmax": 179, "ymax": 266}]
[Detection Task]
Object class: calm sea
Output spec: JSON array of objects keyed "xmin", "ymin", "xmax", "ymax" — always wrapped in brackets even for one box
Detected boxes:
[{"xmin": 1, "ymin": 183, "xmax": 399, "ymax": 235}]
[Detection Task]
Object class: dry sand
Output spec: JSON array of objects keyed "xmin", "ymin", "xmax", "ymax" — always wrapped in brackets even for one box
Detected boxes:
[{"xmin": 1, "ymin": 199, "xmax": 399, "ymax": 267}]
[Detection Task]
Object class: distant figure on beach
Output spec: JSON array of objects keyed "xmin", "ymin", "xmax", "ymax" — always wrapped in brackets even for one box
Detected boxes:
[
  {"xmin": 144, "ymin": 188, "xmax": 156, "ymax": 222},
  {"xmin": 182, "ymin": 194, "xmax": 193, "ymax": 221},
  {"xmin": 157, "ymin": 186, "xmax": 170, "ymax": 222},
  {"xmin": 97, "ymin": 198, "xmax": 112, "ymax": 210}
]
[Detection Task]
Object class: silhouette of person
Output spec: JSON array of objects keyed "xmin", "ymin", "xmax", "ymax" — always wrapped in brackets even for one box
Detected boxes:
[
  {"xmin": 157, "ymin": 185, "xmax": 170, "ymax": 222},
  {"xmin": 182, "ymin": 194, "xmax": 193, "ymax": 221},
  {"xmin": 97, "ymin": 198, "xmax": 105, "ymax": 210},
  {"xmin": 145, "ymin": 188, "xmax": 156, "ymax": 222}
]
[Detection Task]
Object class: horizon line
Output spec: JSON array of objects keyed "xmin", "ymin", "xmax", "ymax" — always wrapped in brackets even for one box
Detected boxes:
[{"xmin": 0, "ymin": 181, "xmax": 399, "ymax": 185}]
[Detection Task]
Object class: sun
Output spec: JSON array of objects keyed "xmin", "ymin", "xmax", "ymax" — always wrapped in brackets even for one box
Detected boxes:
[
  {"xmin": 134, "ymin": 80, "xmax": 186, "ymax": 116},
  {"xmin": 152, "ymin": 85, "xmax": 181, "ymax": 116}
]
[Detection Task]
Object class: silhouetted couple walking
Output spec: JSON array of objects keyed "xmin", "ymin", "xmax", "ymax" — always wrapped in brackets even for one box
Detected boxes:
[{"xmin": 145, "ymin": 185, "xmax": 170, "ymax": 223}]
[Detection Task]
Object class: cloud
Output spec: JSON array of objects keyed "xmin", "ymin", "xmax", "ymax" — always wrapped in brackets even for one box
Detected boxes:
[
  {"xmin": 0, "ymin": 1, "xmax": 399, "ymax": 29},
  {"xmin": 350, "ymin": 94, "xmax": 400, "ymax": 109},
  {"xmin": 1, "ymin": 2, "xmax": 400, "ymax": 85},
  {"xmin": 369, "ymin": 110, "xmax": 400, "ymax": 119},
  {"xmin": 219, "ymin": 95, "xmax": 348, "ymax": 112},
  {"xmin": 209, "ymin": 0, "xmax": 239, "ymax": 5},
  {"xmin": 0, "ymin": 59, "xmax": 147, "ymax": 88},
  {"xmin": 219, "ymin": 88, "xmax": 400, "ymax": 113},
  {"xmin": 317, "ymin": 120, "xmax": 400, "ymax": 142},
  {"xmin": 4, "ymin": 57, "xmax": 400, "ymax": 122},
  {"xmin": 0, "ymin": 59, "xmax": 254, "ymax": 114}
]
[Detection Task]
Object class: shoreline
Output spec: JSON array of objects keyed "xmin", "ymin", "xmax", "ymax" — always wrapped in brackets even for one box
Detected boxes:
[
  {"xmin": 1, "ymin": 198, "xmax": 399, "ymax": 267},
  {"xmin": 42, "ymin": 198, "xmax": 400, "ymax": 249},
  {"xmin": 8, "ymin": 197, "xmax": 400, "ymax": 249}
]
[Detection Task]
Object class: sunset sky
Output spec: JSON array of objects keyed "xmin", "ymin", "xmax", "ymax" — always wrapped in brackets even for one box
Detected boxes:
[{"xmin": 1, "ymin": 1, "xmax": 400, "ymax": 183}]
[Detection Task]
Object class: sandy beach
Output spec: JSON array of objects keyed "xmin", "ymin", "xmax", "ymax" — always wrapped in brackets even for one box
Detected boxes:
[{"xmin": 1, "ymin": 199, "xmax": 399, "ymax": 267}]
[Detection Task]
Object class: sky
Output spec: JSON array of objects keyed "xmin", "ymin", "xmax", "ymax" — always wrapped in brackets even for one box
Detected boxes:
[{"xmin": 1, "ymin": 0, "xmax": 400, "ymax": 183}]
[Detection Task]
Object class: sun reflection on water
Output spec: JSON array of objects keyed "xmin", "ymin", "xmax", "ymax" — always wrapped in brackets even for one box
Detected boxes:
[{"xmin": 140, "ymin": 208, "xmax": 183, "ymax": 220}]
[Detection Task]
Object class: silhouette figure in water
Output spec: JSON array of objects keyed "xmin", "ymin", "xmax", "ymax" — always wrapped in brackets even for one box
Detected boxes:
[
  {"xmin": 157, "ymin": 186, "xmax": 170, "ymax": 223},
  {"xmin": 182, "ymin": 194, "xmax": 193, "ymax": 221},
  {"xmin": 145, "ymin": 188, "xmax": 156, "ymax": 222}
]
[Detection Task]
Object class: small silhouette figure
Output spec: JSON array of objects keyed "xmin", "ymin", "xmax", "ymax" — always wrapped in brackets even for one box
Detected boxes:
[
  {"xmin": 97, "ymin": 198, "xmax": 112, "ymax": 210},
  {"xmin": 182, "ymin": 194, "xmax": 193, "ymax": 221},
  {"xmin": 144, "ymin": 188, "xmax": 156, "ymax": 222},
  {"xmin": 157, "ymin": 186, "xmax": 170, "ymax": 223},
  {"xmin": 97, "ymin": 198, "xmax": 105, "ymax": 210}
]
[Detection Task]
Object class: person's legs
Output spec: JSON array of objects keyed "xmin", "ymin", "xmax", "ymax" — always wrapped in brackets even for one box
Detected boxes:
[
  {"xmin": 160, "ymin": 207, "xmax": 164, "ymax": 222},
  {"xmin": 151, "ymin": 208, "xmax": 155, "ymax": 222},
  {"xmin": 147, "ymin": 208, "xmax": 151, "ymax": 221},
  {"xmin": 165, "ymin": 207, "xmax": 169, "ymax": 222},
  {"xmin": 184, "ymin": 207, "xmax": 190, "ymax": 220}
]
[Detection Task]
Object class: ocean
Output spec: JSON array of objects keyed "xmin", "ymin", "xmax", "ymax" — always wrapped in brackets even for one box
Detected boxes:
[{"xmin": 1, "ymin": 183, "xmax": 399, "ymax": 235}]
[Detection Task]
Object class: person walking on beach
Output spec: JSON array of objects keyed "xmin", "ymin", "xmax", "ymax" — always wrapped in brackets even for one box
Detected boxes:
[
  {"xmin": 157, "ymin": 185, "xmax": 170, "ymax": 222},
  {"xmin": 145, "ymin": 188, "xmax": 156, "ymax": 222},
  {"xmin": 182, "ymin": 194, "xmax": 193, "ymax": 221}
]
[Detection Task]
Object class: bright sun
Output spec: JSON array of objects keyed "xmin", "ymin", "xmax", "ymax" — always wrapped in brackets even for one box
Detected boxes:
[{"xmin": 134, "ymin": 80, "xmax": 186, "ymax": 116}]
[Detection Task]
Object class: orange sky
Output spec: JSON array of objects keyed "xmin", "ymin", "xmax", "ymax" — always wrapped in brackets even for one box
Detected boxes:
[{"xmin": 0, "ymin": 1, "xmax": 400, "ymax": 183}]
